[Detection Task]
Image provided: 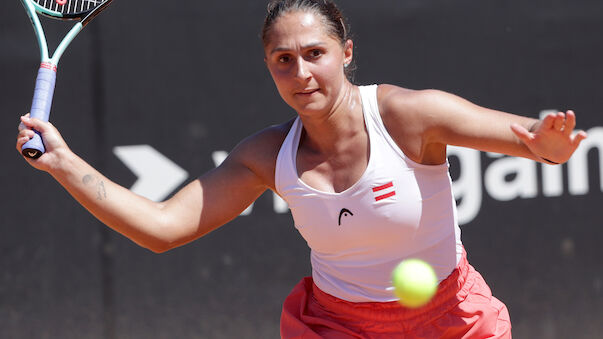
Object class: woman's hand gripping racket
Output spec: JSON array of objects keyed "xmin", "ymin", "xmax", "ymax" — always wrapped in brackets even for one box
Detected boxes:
[{"xmin": 19, "ymin": 0, "xmax": 113, "ymax": 159}]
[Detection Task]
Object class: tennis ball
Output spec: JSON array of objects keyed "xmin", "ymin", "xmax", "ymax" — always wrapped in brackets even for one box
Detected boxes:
[{"xmin": 391, "ymin": 258, "xmax": 438, "ymax": 308}]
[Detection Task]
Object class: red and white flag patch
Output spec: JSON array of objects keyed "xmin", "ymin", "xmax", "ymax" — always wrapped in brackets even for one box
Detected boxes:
[{"xmin": 372, "ymin": 181, "xmax": 396, "ymax": 201}]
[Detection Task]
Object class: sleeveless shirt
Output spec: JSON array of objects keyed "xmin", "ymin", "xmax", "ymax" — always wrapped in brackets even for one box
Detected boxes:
[{"xmin": 275, "ymin": 85, "xmax": 463, "ymax": 302}]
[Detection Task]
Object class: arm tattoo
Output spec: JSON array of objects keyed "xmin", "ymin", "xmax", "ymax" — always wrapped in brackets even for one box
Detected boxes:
[
  {"xmin": 97, "ymin": 181, "xmax": 107, "ymax": 201},
  {"xmin": 82, "ymin": 174, "xmax": 108, "ymax": 201},
  {"xmin": 82, "ymin": 174, "xmax": 93, "ymax": 185}
]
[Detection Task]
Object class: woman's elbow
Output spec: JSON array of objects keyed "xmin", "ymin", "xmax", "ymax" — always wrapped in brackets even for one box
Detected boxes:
[
  {"xmin": 131, "ymin": 231, "xmax": 177, "ymax": 254},
  {"xmin": 146, "ymin": 242, "xmax": 172, "ymax": 254}
]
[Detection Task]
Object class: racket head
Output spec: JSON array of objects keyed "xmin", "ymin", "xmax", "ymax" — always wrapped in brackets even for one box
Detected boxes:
[{"xmin": 30, "ymin": 0, "xmax": 112, "ymax": 21}]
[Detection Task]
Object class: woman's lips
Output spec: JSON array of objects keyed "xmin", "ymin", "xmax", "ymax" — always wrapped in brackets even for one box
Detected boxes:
[{"xmin": 296, "ymin": 88, "xmax": 319, "ymax": 96}]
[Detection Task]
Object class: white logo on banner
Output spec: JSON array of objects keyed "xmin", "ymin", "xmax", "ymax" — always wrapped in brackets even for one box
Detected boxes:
[{"xmin": 113, "ymin": 145, "xmax": 189, "ymax": 202}]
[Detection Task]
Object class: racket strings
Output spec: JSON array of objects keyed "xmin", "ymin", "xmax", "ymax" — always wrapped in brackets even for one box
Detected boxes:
[{"xmin": 35, "ymin": 0, "xmax": 106, "ymax": 16}]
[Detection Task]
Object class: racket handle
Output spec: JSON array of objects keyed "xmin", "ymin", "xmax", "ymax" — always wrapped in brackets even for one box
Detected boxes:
[{"xmin": 22, "ymin": 63, "xmax": 57, "ymax": 159}]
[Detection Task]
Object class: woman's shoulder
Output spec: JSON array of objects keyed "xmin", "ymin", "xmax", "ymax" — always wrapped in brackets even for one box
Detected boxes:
[
  {"xmin": 376, "ymin": 84, "xmax": 448, "ymax": 115},
  {"xmin": 236, "ymin": 119, "xmax": 295, "ymax": 154},
  {"xmin": 227, "ymin": 119, "xmax": 296, "ymax": 189},
  {"xmin": 372, "ymin": 84, "xmax": 452, "ymax": 163}
]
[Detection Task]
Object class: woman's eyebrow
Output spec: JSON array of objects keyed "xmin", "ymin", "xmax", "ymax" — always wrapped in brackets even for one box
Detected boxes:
[{"xmin": 270, "ymin": 42, "xmax": 325, "ymax": 55}]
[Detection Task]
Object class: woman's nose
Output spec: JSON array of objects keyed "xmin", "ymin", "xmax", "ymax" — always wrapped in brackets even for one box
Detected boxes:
[{"xmin": 294, "ymin": 57, "xmax": 311, "ymax": 81}]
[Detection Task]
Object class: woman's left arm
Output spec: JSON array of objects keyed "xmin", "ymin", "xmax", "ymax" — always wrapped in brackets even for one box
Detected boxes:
[{"xmin": 418, "ymin": 90, "xmax": 588, "ymax": 164}]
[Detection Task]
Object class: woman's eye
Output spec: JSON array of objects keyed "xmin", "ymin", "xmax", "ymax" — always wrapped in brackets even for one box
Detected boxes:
[
  {"xmin": 278, "ymin": 55, "xmax": 291, "ymax": 63},
  {"xmin": 310, "ymin": 50, "xmax": 322, "ymax": 58}
]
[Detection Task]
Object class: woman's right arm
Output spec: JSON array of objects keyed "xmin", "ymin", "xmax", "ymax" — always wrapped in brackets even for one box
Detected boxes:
[{"xmin": 16, "ymin": 115, "xmax": 275, "ymax": 253}]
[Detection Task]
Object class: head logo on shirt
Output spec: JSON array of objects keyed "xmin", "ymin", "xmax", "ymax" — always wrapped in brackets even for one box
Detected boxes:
[
  {"xmin": 338, "ymin": 208, "xmax": 354, "ymax": 226},
  {"xmin": 372, "ymin": 181, "xmax": 396, "ymax": 201}
]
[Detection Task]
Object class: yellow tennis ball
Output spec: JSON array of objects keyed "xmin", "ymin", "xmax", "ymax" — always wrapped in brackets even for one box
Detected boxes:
[{"xmin": 392, "ymin": 258, "xmax": 438, "ymax": 308}]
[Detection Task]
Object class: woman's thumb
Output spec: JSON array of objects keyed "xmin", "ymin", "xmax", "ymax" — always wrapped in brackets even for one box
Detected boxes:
[{"xmin": 20, "ymin": 115, "xmax": 49, "ymax": 132}]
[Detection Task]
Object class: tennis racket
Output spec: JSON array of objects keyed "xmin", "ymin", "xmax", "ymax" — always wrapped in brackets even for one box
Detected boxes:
[{"xmin": 20, "ymin": 0, "xmax": 114, "ymax": 159}]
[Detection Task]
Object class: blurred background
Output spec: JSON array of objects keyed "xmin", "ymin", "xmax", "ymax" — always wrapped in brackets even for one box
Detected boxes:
[{"xmin": 1, "ymin": 0, "xmax": 602, "ymax": 338}]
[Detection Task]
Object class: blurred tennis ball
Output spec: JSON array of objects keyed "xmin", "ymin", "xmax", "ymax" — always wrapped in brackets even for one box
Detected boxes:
[{"xmin": 392, "ymin": 258, "xmax": 438, "ymax": 308}]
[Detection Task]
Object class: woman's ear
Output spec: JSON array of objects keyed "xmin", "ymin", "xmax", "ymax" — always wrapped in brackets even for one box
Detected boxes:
[{"xmin": 343, "ymin": 39, "xmax": 354, "ymax": 67}]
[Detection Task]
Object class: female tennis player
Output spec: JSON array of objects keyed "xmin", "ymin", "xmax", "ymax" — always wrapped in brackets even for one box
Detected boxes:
[{"xmin": 17, "ymin": 0, "xmax": 587, "ymax": 338}]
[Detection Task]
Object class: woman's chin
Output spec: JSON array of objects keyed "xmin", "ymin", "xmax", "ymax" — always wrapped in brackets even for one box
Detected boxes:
[
  {"xmin": 291, "ymin": 95, "xmax": 331, "ymax": 114},
  {"xmin": 295, "ymin": 102, "xmax": 330, "ymax": 115}
]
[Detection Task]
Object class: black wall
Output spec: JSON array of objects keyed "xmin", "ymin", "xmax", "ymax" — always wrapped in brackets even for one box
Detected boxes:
[{"xmin": 1, "ymin": 1, "xmax": 602, "ymax": 338}]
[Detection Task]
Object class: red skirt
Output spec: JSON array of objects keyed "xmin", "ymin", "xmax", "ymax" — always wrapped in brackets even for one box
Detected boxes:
[{"xmin": 280, "ymin": 252, "xmax": 511, "ymax": 338}]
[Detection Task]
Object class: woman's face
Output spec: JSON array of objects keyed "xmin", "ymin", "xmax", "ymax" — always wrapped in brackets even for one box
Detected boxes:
[{"xmin": 264, "ymin": 11, "xmax": 352, "ymax": 115}]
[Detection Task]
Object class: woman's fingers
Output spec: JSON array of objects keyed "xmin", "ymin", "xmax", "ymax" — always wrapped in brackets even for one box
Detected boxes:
[
  {"xmin": 553, "ymin": 112, "xmax": 566, "ymax": 131},
  {"xmin": 564, "ymin": 110, "xmax": 576, "ymax": 136},
  {"xmin": 572, "ymin": 130, "xmax": 588, "ymax": 146},
  {"xmin": 16, "ymin": 129, "xmax": 36, "ymax": 152},
  {"xmin": 16, "ymin": 115, "xmax": 60, "ymax": 156},
  {"xmin": 19, "ymin": 115, "xmax": 48, "ymax": 132},
  {"xmin": 17, "ymin": 113, "xmax": 31, "ymax": 131},
  {"xmin": 541, "ymin": 113, "xmax": 556, "ymax": 130},
  {"xmin": 542, "ymin": 111, "xmax": 580, "ymax": 136},
  {"xmin": 510, "ymin": 123, "xmax": 533, "ymax": 145}
]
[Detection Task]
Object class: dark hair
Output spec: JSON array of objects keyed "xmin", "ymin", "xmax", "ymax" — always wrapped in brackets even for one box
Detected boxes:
[{"xmin": 261, "ymin": 0, "xmax": 355, "ymax": 80}]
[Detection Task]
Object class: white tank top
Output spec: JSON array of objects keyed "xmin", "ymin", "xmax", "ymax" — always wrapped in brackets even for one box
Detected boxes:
[{"xmin": 275, "ymin": 85, "xmax": 463, "ymax": 302}]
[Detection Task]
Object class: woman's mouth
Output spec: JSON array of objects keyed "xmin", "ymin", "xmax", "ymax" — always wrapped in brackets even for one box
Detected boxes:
[{"xmin": 296, "ymin": 88, "xmax": 319, "ymax": 96}]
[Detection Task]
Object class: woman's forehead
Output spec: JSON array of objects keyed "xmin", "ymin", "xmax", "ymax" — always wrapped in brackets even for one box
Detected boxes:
[{"xmin": 265, "ymin": 11, "xmax": 333, "ymax": 49}]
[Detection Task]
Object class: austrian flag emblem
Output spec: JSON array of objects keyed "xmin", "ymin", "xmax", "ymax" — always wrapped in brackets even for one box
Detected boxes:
[{"xmin": 372, "ymin": 181, "xmax": 396, "ymax": 201}]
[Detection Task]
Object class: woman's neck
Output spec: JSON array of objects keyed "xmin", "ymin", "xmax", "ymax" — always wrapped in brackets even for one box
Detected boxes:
[{"xmin": 297, "ymin": 83, "xmax": 364, "ymax": 154}]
